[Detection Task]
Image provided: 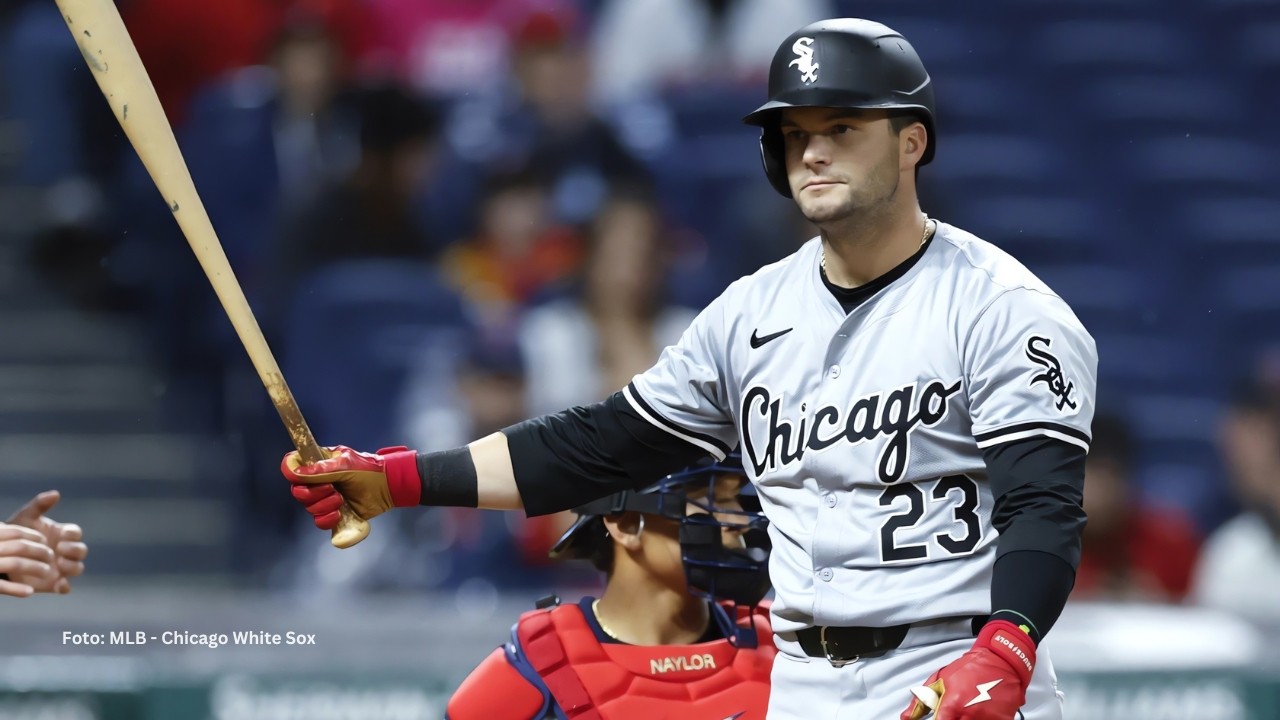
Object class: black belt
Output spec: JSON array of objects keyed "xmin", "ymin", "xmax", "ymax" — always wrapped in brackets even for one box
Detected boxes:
[{"xmin": 797, "ymin": 616, "xmax": 985, "ymax": 667}]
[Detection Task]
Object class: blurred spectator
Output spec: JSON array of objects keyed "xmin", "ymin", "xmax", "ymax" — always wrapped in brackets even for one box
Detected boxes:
[
  {"xmin": 519, "ymin": 189, "xmax": 696, "ymax": 416},
  {"xmin": 392, "ymin": 326, "xmax": 574, "ymax": 592},
  {"xmin": 445, "ymin": 6, "xmax": 650, "ymax": 227},
  {"xmin": 1074, "ymin": 413, "xmax": 1201, "ymax": 602},
  {"xmin": 441, "ymin": 168, "xmax": 582, "ymax": 321},
  {"xmin": 4, "ymin": 1, "xmax": 133, "ymax": 310},
  {"xmin": 360, "ymin": 0, "xmax": 568, "ymax": 97},
  {"xmin": 182, "ymin": 15, "xmax": 360, "ymax": 286},
  {"xmin": 589, "ymin": 0, "xmax": 834, "ymax": 105},
  {"xmin": 3, "ymin": 0, "xmax": 118, "ymax": 188},
  {"xmin": 273, "ymin": 83, "xmax": 443, "ymax": 304},
  {"xmin": 1192, "ymin": 353, "xmax": 1280, "ymax": 622}
]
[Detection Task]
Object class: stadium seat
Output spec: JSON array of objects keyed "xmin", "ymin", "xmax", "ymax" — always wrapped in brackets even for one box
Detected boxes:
[
  {"xmin": 947, "ymin": 195, "xmax": 1114, "ymax": 265},
  {"xmin": 1125, "ymin": 136, "xmax": 1274, "ymax": 197},
  {"xmin": 1080, "ymin": 74, "xmax": 1247, "ymax": 137},
  {"xmin": 282, "ymin": 261, "xmax": 473, "ymax": 450},
  {"xmin": 927, "ymin": 133, "xmax": 1066, "ymax": 187},
  {"xmin": 1031, "ymin": 21, "xmax": 1197, "ymax": 70}
]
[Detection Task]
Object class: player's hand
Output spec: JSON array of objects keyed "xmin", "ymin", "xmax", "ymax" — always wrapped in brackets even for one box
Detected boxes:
[
  {"xmin": 281, "ymin": 446, "xmax": 421, "ymax": 529},
  {"xmin": 5, "ymin": 491, "xmax": 87, "ymax": 595},
  {"xmin": 900, "ymin": 621, "xmax": 1035, "ymax": 720}
]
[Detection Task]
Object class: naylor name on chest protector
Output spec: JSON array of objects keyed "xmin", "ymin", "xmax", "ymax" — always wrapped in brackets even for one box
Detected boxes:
[
  {"xmin": 514, "ymin": 604, "xmax": 774, "ymax": 720},
  {"xmin": 740, "ymin": 378, "xmax": 962, "ymax": 482}
]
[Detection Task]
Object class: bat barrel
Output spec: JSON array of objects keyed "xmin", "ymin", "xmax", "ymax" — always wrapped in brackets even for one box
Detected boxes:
[{"xmin": 55, "ymin": 0, "xmax": 370, "ymax": 549}]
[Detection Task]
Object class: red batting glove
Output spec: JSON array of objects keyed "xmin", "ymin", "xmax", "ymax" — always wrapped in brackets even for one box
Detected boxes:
[
  {"xmin": 900, "ymin": 621, "xmax": 1035, "ymax": 720},
  {"xmin": 281, "ymin": 446, "xmax": 421, "ymax": 529}
]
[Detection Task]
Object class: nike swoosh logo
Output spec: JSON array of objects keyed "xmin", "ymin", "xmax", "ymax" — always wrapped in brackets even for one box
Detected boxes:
[
  {"xmin": 722, "ymin": 713, "xmax": 746, "ymax": 720},
  {"xmin": 749, "ymin": 328, "xmax": 792, "ymax": 349}
]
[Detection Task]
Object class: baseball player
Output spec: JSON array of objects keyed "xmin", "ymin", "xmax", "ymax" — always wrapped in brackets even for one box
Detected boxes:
[
  {"xmin": 282, "ymin": 18, "xmax": 1095, "ymax": 720},
  {"xmin": 445, "ymin": 454, "xmax": 776, "ymax": 719}
]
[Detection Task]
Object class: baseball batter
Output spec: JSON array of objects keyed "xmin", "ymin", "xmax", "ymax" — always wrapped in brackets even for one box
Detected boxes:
[{"xmin": 282, "ymin": 18, "xmax": 1095, "ymax": 720}]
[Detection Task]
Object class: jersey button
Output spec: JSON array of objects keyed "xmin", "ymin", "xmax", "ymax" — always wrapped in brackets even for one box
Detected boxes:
[
  {"xmin": 818, "ymin": 568, "xmax": 834, "ymax": 582},
  {"xmin": 824, "ymin": 494, "xmax": 837, "ymax": 508},
  {"xmin": 828, "ymin": 365, "xmax": 841, "ymax": 378}
]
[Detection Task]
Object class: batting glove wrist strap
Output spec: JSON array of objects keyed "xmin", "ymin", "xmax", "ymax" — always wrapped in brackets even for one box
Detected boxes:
[
  {"xmin": 974, "ymin": 620, "xmax": 1035, "ymax": 686},
  {"xmin": 377, "ymin": 447, "xmax": 422, "ymax": 507}
]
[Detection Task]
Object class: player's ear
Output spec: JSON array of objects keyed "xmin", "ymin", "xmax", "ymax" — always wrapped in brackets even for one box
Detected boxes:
[
  {"xmin": 602, "ymin": 512, "xmax": 645, "ymax": 550},
  {"xmin": 899, "ymin": 121, "xmax": 927, "ymax": 172}
]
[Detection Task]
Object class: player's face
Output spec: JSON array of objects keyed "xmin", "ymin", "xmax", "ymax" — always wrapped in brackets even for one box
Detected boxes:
[
  {"xmin": 642, "ymin": 475, "xmax": 752, "ymax": 591},
  {"xmin": 685, "ymin": 474, "xmax": 753, "ymax": 550},
  {"xmin": 779, "ymin": 107, "xmax": 902, "ymax": 225}
]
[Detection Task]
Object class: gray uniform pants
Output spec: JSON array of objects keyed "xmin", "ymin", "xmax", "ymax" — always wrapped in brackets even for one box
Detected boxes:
[{"xmin": 768, "ymin": 619, "xmax": 1064, "ymax": 720}]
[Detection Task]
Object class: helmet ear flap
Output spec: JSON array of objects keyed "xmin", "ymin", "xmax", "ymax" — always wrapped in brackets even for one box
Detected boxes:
[{"xmin": 759, "ymin": 127, "xmax": 792, "ymax": 198}]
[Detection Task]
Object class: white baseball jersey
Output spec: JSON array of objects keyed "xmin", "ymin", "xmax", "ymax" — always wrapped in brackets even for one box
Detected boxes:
[{"xmin": 626, "ymin": 221, "xmax": 1097, "ymax": 635}]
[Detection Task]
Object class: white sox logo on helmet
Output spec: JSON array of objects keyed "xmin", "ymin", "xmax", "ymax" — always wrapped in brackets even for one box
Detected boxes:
[{"xmin": 789, "ymin": 37, "xmax": 819, "ymax": 83}]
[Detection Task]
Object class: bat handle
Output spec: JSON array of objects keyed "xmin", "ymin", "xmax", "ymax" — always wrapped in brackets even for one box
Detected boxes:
[{"xmin": 294, "ymin": 429, "xmax": 371, "ymax": 549}]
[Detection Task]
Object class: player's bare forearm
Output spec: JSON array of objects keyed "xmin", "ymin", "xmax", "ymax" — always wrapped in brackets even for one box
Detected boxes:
[{"xmin": 468, "ymin": 433, "xmax": 523, "ymax": 510}]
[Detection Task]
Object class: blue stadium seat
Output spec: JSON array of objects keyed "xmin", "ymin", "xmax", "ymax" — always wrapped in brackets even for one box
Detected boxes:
[
  {"xmin": 1125, "ymin": 136, "xmax": 1274, "ymax": 196},
  {"xmin": 1093, "ymin": 330, "xmax": 1221, "ymax": 396},
  {"xmin": 282, "ymin": 261, "xmax": 473, "ymax": 450},
  {"xmin": 995, "ymin": 0, "xmax": 1168, "ymax": 11},
  {"xmin": 1176, "ymin": 197, "xmax": 1280, "ymax": 268},
  {"xmin": 658, "ymin": 88, "xmax": 763, "ymax": 183},
  {"xmin": 927, "ymin": 133, "xmax": 1067, "ymax": 188},
  {"xmin": 1031, "ymin": 21, "xmax": 1197, "ymax": 70},
  {"xmin": 1202, "ymin": 0, "xmax": 1280, "ymax": 25},
  {"xmin": 946, "ymin": 195, "xmax": 1115, "ymax": 265},
  {"xmin": 931, "ymin": 74, "xmax": 1044, "ymax": 132},
  {"xmin": 1235, "ymin": 22, "xmax": 1280, "ymax": 71},
  {"xmin": 1211, "ymin": 265, "xmax": 1280, "ymax": 314},
  {"xmin": 1034, "ymin": 264, "xmax": 1167, "ymax": 329},
  {"xmin": 1080, "ymin": 74, "xmax": 1247, "ymax": 136}
]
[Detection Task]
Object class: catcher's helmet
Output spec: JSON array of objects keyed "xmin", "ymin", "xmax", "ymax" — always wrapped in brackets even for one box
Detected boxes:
[
  {"xmin": 743, "ymin": 18, "xmax": 936, "ymax": 197},
  {"xmin": 550, "ymin": 454, "xmax": 771, "ymax": 646}
]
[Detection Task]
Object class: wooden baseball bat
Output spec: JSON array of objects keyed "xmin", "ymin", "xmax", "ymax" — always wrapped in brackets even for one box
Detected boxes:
[{"xmin": 53, "ymin": 0, "xmax": 370, "ymax": 548}]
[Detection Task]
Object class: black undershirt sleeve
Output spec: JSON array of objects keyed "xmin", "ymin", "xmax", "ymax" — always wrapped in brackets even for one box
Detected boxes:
[
  {"xmin": 501, "ymin": 391, "xmax": 713, "ymax": 516},
  {"xmin": 982, "ymin": 436, "xmax": 1088, "ymax": 644}
]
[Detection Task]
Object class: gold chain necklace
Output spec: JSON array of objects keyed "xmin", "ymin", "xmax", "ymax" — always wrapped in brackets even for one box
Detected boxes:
[
  {"xmin": 593, "ymin": 599, "xmax": 625, "ymax": 640},
  {"xmin": 821, "ymin": 215, "xmax": 934, "ymax": 272}
]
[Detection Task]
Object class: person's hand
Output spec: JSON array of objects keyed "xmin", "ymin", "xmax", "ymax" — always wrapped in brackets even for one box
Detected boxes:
[
  {"xmin": 6, "ymin": 491, "xmax": 88, "ymax": 595},
  {"xmin": 281, "ymin": 446, "xmax": 421, "ymax": 529},
  {"xmin": 900, "ymin": 621, "xmax": 1035, "ymax": 720},
  {"xmin": 0, "ymin": 523, "xmax": 57, "ymax": 597}
]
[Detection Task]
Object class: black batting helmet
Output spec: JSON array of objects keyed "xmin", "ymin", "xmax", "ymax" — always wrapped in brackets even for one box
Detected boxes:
[{"xmin": 743, "ymin": 18, "xmax": 937, "ymax": 197}]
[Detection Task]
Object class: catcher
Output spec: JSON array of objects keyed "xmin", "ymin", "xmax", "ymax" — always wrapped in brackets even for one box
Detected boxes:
[{"xmin": 292, "ymin": 455, "xmax": 776, "ymax": 719}]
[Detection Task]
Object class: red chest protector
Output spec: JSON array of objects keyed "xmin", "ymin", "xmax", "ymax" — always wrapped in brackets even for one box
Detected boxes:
[{"xmin": 514, "ymin": 603, "xmax": 776, "ymax": 720}]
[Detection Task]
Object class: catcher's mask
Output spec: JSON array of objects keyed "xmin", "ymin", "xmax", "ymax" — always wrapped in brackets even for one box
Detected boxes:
[{"xmin": 550, "ymin": 453, "xmax": 771, "ymax": 647}]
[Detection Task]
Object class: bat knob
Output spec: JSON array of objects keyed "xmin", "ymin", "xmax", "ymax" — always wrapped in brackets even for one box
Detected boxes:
[
  {"xmin": 330, "ymin": 504, "xmax": 371, "ymax": 548},
  {"xmin": 911, "ymin": 686, "xmax": 940, "ymax": 711}
]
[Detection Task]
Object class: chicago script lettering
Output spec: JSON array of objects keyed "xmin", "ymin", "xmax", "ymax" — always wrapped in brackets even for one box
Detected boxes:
[{"xmin": 741, "ymin": 379, "xmax": 962, "ymax": 482}]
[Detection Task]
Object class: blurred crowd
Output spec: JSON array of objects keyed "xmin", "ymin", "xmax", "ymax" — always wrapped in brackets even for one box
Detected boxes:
[{"xmin": 2, "ymin": 0, "xmax": 1279, "ymax": 622}]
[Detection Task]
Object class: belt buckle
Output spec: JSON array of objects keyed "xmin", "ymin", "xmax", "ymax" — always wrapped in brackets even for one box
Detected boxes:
[{"xmin": 819, "ymin": 626, "xmax": 858, "ymax": 668}]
